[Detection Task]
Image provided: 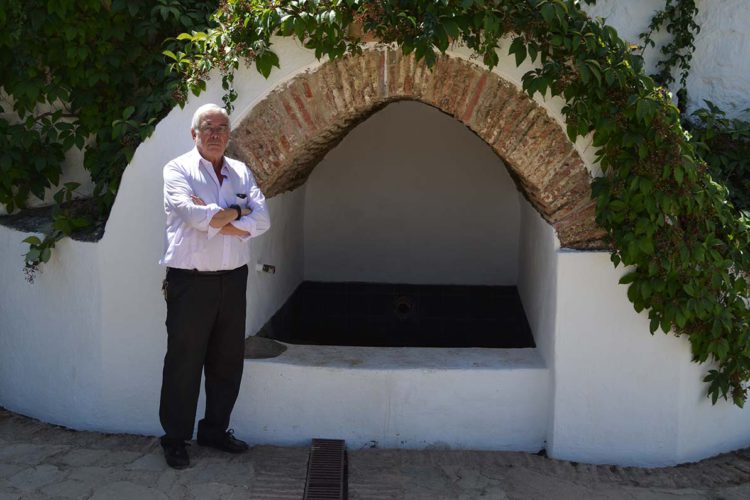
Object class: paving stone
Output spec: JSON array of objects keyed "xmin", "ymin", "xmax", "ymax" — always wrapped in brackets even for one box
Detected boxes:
[
  {"xmin": 89, "ymin": 481, "xmax": 169, "ymax": 500},
  {"xmin": 220, "ymin": 485, "xmax": 253, "ymax": 500},
  {"xmin": 125, "ymin": 452, "xmax": 166, "ymax": 472},
  {"xmin": 0, "ymin": 445, "xmax": 68, "ymax": 466},
  {"xmin": 3, "ymin": 409, "xmax": 750, "ymax": 498},
  {"xmin": 187, "ymin": 482, "xmax": 235, "ymax": 499},
  {"xmin": 91, "ymin": 450, "xmax": 143, "ymax": 467},
  {"xmin": 154, "ymin": 468, "xmax": 179, "ymax": 492},
  {"xmin": 54, "ymin": 448, "xmax": 110, "ymax": 467},
  {"xmin": 187, "ymin": 461, "xmax": 254, "ymax": 487},
  {"xmin": 7, "ymin": 465, "xmax": 66, "ymax": 493},
  {"xmin": 39, "ymin": 478, "xmax": 94, "ymax": 498},
  {"xmin": 66, "ymin": 466, "xmax": 121, "ymax": 485},
  {"xmin": 713, "ymin": 483, "xmax": 750, "ymax": 499},
  {"xmin": 157, "ymin": 481, "xmax": 190, "ymax": 499},
  {"xmin": 0, "ymin": 465, "xmax": 24, "ymax": 481}
]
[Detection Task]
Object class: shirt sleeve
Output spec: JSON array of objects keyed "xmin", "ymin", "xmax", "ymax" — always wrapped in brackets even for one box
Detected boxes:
[
  {"xmin": 230, "ymin": 170, "xmax": 271, "ymax": 240},
  {"xmin": 163, "ymin": 160, "xmax": 222, "ymax": 237}
]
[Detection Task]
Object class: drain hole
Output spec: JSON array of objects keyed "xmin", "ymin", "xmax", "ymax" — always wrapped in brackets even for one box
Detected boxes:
[{"xmin": 394, "ymin": 296, "xmax": 414, "ymax": 319}]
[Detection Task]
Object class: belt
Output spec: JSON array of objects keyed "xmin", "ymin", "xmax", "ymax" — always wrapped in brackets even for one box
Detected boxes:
[{"xmin": 167, "ymin": 266, "xmax": 245, "ymax": 276}]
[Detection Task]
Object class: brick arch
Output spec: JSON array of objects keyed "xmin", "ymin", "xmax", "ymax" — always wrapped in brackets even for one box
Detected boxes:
[{"xmin": 228, "ymin": 48, "xmax": 605, "ymax": 249}]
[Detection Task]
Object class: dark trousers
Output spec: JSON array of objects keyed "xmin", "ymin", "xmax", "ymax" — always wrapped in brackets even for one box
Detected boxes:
[{"xmin": 159, "ymin": 265, "xmax": 248, "ymax": 442}]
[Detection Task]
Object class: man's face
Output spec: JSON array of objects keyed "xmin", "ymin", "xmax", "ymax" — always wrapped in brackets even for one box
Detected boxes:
[{"xmin": 192, "ymin": 110, "xmax": 230, "ymax": 163}]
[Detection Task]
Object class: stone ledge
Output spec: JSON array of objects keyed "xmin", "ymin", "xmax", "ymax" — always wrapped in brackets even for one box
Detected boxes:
[{"xmin": 0, "ymin": 199, "xmax": 105, "ymax": 242}]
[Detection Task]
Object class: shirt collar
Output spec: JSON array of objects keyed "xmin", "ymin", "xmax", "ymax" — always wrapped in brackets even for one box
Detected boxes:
[{"xmin": 191, "ymin": 146, "xmax": 229, "ymax": 174}]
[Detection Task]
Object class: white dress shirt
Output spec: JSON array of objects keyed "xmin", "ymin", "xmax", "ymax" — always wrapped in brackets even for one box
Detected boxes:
[{"xmin": 159, "ymin": 147, "xmax": 271, "ymax": 271}]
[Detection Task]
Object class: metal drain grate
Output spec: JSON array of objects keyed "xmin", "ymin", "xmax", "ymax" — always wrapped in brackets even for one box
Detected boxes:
[{"xmin": 303, "ymin": 438, "xmax": 347, "ymax": 500}]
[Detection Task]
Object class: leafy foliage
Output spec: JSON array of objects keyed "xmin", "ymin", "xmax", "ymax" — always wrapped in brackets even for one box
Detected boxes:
[
  {"xmin": 688, "ymin": 101, "xmax": 750, "ymax": 214},
  {"xmin": 168, "ymin": 0, "xmax": 750, "ymax": 406},
  {"xmin": 638, "ymin": 0, "xmax": 699, "ymax": 110},
  {"xmin": 637, "ymin": 1, "xmax": 750, "ymax": 217},
  {"xmin": 0, "ymin": 0, "xmax": 218, "ymax": 278},
  {"xmin": 22, "ymin": 182, "xmax": 92, "ymax": 283}
]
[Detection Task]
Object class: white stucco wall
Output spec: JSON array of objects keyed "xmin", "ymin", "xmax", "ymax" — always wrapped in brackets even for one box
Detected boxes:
[
  {"xmin": 549, "ymin": 251, "xmax": 750, "ymax": 466},
  {"xmin": 2, "ymin": 0, "xmax": 750, "ymax": 466},
  {"xmin": 0, "ymin": 231, "xmax": 103, "ymax": 429},
  {"xmin": 234, "ymin": 346, "xmax": 549, "ymax": 452},
  {"xmin": 517, "ymin": 197, "xmax": 559, "ymax": 368},
  {"xmin": 304, "ymin": 100, "xmax": 520, "ymax": 285}
]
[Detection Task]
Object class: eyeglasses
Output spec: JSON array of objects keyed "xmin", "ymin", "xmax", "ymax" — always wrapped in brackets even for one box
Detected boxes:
[{"xmin": 198, "ymin": 124, "xmax": 230, "ymax": 135}]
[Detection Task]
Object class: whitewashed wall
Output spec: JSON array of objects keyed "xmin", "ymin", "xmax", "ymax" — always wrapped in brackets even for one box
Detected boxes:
[
  {"xmin": 1, "ymin": 0, "xmax": 750, "ymax": 466},
  {"xmin": 550, "ymin": 252, "xmax": 750, "ymax": 466},
  {"xmin": 0, "ymin": 233, "xmax": 102, "ymax": 430},
  {"xmin": 304, "ymin": 100, "xmax": 520, "ymax": 285},
  {"xmin": 517, "ymin": 198, "xmax": 559, "ymax": 369}
]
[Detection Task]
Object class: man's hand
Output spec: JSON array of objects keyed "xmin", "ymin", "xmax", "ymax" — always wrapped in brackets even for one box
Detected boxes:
[{"xmin": 219, "ymin": 225, "xmax": 251, "ymax": 237}]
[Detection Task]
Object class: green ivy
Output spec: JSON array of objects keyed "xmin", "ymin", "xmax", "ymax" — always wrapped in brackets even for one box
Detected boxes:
[
  {"xmin": 169, "ymin": 0, "xmax": 750, "ymax": 406},
  {"xmin": 0, "ymin": 0, "xmax": 218, "ymax": 279},
  {"xmin": 639, "ymin": 0, "xmax": 699, "ymax": 111},
  {"xmin": 638, "ymin": 2, "xmax": 750, "ymax": 215},
  {"xmin": 688, "ymin": 101, "xmax": 750, "ymax": 214},
  {"xmin": 21, "ymin": 182, "xmax": 91, "ymax": 283}
]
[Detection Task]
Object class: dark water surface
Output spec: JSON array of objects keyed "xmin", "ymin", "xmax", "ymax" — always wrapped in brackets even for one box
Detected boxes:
[{"xmin": 257, "ymin": 281, "xmax": 535, "ymax": 348}]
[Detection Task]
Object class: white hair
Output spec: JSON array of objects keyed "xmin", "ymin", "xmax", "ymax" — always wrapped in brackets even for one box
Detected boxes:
[{"xmin": 191, "ymin": 103, "xmax": 229, "ymax": 130}]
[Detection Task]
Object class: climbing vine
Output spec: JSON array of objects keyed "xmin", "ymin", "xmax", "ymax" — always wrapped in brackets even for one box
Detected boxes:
[
  {"xmin": 167, "ymin": 0, "xmax": 750, "ymax": 406},
  {"xmin": 638, "ymin": 0, "xmax": 699, "ymax": 111},
  {"xmin": 636, "ymin": 1, "xmax": 750, "ymax": 216},
  {"xmin": 0, "ymin": 0, "xmax": 218, "ymax": 280},
  {"xmin": 688, "ymin": 102, "xmax": 750, "ymax": 214}
]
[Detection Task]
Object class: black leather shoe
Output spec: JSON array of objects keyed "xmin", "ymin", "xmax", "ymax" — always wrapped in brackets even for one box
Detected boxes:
[
  {"xmin": 161, "ymin": 439, "xmax": 190, "ymax": 469},
  {"xmin": 197, "ymin": 429, "xmax": 249, "ymax": 453}
]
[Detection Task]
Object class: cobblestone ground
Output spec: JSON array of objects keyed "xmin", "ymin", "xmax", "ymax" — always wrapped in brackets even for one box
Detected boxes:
[{"xmin": 2, "ymin": 409, "xmax": 750, "ymax": 499}]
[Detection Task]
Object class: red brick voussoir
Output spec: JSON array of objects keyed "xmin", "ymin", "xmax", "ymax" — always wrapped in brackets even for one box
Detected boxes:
[{"xmin": 227, "ymin": 48, "xmax": 607, "ymax": 249}]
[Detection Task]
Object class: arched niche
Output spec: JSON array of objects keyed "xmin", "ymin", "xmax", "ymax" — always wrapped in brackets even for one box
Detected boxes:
[{"xmin": 228, "ymin": 48, "xmax": 606, "ymax": 249}]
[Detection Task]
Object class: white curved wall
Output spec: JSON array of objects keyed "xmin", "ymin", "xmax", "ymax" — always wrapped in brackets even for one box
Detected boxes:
[
  {"xmin": 304, "ymin": 100, "xmax": 521, "ymax": 285},
  {"xmin": 0, "ymin": 232, "xmax": 103, "ymax": 430},
  {"xmin": 1, "ymin": 0, "xmax": 750, "ymax": 466},
  {"xmin": 550, "ymin": 251, "xmax": 750, "ymax": 466}
]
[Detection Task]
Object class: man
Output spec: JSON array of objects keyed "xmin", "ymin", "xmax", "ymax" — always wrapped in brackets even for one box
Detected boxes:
[{"xmin": 158, "ymin": 103, "xmax": 271, "ymax": 469}]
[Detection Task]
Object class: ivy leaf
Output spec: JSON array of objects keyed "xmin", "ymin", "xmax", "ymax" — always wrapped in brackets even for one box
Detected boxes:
[
  {"xmin": 649, "ymin": 316, "xmax": 660, "ymax": 334},
  {"xmin": 22, "ymin": 236, "xmax": 42, "ymax": 245},
  {"xmin": 40, "ymin": 247, "xmax": 52, "ymax": 263},
  {"xmin": 509, "ymin": 37, "xmax": 527, "ymax": 66},
  {"xmin": 26, "ymin": 248, "xmax": 41, "ymax": 263},
  {"xmin": 619, "ymin": 272, "xmax": 638, "ymax": 285},
  {"xmin": 255, "ymin": 50, "xmax": 280, "ymax": 78},
  {"xmin": 674, "ymin": 165, "xmax": 684, "ymax": 184},
  {"xmin": 443, "ymin": 20, "xmax": 459, "ymax": 39},
  {"xmin": 540, "ymin": 4, "xmax": 556, "ymax": 25}
]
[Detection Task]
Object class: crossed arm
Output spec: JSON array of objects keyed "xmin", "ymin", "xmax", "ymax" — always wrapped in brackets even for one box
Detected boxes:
[{"xmin": 191, "ymin": 195, "xmax": 251, "ymax": 237}]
